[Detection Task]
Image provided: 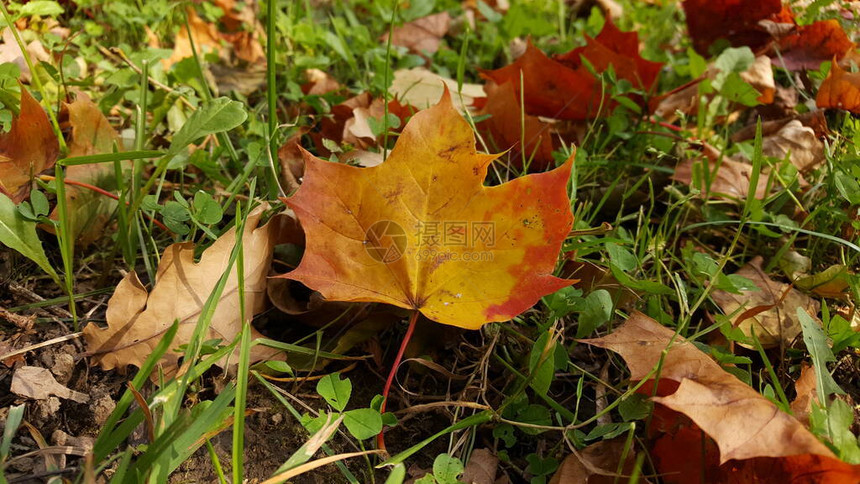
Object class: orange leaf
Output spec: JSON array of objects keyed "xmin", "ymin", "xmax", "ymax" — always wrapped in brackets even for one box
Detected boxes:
[
  {"xmin": 816, "ymin": 61, "xmax": 860, "ymax": 113},
  {"xmin": 0, "ymin": 86, "xmax": 59, "ymax": 203},
  {"xmin": 682, "ymin": 0, "xmax": 784, "ymax": 55},
  {"xmin": 777, "ymin": 20, "xmax": 855, "ymax": 71},
  {"xmin": 281, "ymin": 90, "xmax": 574, "ymax": 329}
]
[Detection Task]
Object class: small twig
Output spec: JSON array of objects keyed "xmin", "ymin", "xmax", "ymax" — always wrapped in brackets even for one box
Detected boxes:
[
  {"xmin": 4, "ymin": 282, "xmax": 73, "ymax": 319},
  {"xmin": 39, "ymin": 175, "xmax": 171, "ymax": 233},
  {"xmin": 0, "ymin": 332, "xmax": 83, "ymax": 362},
  {"xmin": 100, "ymin": 46, "xmax": 194, "ymax": 108}
]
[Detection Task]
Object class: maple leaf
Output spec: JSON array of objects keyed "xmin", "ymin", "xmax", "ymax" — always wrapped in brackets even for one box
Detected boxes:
[
  {"xmin": 682, "ymin": 0, "xmax": 784, "ymax": 55},
  {"xmin": 581, "ymin": 312, "xmax": 860, "ymax": 483},
  {"xmin": 475, "ymin": 80, "xmax": 556, "ymax": 171},
  {"xmin": 83, "ymin": 206, "xmax": 287, "ymax": 373},
  {"xmin": 554, "ymin": 19, "xmax": 662, "ymax": 93},
  {"xmin": 816, "ymin": 61, "xmax": 860, "ymax": 113},
  {"xmin": 0, "ymin": 86, "xmax": 59, "ymax": 203},
  {"xmin": 481, "ymin": 20, "xmax": 661, "ymax": 121},
  {"xmin": 281, "ymin": 90, "xmax": 574, "ymax": 329}
]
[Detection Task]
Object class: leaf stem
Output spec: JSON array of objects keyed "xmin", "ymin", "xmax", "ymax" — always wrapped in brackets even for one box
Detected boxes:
[{"xmin": 377, "ymin": 310, "xmax": 419, "ymax": 452}]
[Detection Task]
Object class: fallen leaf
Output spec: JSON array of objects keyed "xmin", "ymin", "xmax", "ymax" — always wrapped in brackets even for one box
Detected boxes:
[
  {"xmin": 816, "ymin": 61, "xmax": 860, "ymax": 113},
  {"xmin": 11, "ymin": 366, "xmax": 89, "ymax": 403},
  {"xmin": 481, "ymin": 40, "xmax": 600, "ymax": 120},
  {"xmin": 795, "ymin": 265, "xmax": 853, "ymax": 299},
  {"xmin": 682, "ymin": 0, "xmax": 785, "ymax": 55},
  {"xmin": 554, "ymin": 18, "xmax": 662, "ymax": 93},
  {"xmin": 163, "ymin": 9, "xmax": 224, "ymax": 69},
  {"xmin": 83, "ymin": 205, "xmax": 286, "ymax": 373},
  {"xmin": 761, "ymin": 119, "xmax": 825, "ymax": 172},
  {"xmin": 776, "ymin": 20, "xmax": 855, "ymax": 71},
  {"xmin": 651, "ymin": 55, "xmax": 774, "ymax": 122},
  {"xmin": 0, "ymin": 86, "xmax": 59, "ymax": 203},
  {"xmin": 461, "ymin": 448, "xmax": 498, "ymax": 484},
  {"xmin": 0, "ymin": 28, "xmax": 51, "ymax": 83},
  {"xmin": 581, "ymin": 312, "xmax": 860, "ymax": 483},
  {"xmin": 550, "ymin": 438, "xmax": 646, "ymax": 484},
  {"xmin": 672, "ymin": 157, "xmax": 771, "ymax": 200},
  {"xmin": 475, "ymin": 80, "xmax": 556, "ymax": 171},
  {"xmin": 381, "ymin": 12, "xmax": 451, "ymax": 55},
  {"xmin": 790, "ymin": 362, "xmax": 818, "ymax": 427},
  {"xmin": 390, "ymin": 67, "xmax": 485, "ymax": 112},
  {"xmin": 302, "ymin": 68, "xmax": 341, "ymax": 96},
  {"xmin": 711, "ymin": 256, "xmax": 819, "ymax": 348},
  {"xmin": 50, "ymin": 93, "xmax": 123, "ymax": 246},
  {"xmin": 280, "ymin": 89, "xmax": 574, "ymax": 329},
  {"xmin": 482, "ymin": 20, "xmax": 661, "ymax": 121}
]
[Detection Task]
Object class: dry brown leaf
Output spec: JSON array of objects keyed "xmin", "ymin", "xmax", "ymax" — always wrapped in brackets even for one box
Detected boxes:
[
  {"xmin": 711, "ymin": 256, "xmax": 819, "ymax": 348},
  {"xmin": 46, "ymin": 93, "xmax": 124, "ymax": 245},
  {"xmin": 550, "ymin": 438, "xmax": 645, "ymax": 484},
  {"xmin": 11, "ymin": 366, "xmax": 89, "ymax": 403},
  {"xmin": 0, "ymin": 86, "xmax": 59, "ymax": 203},
  {"xmin": 0, "ymin": 28, "xmax": 51, "ymax": 83},
  {"xmin": 389, "ymin": 67, "xmax": 485, "ymax": 112},
  {"xmin": 761, "ymin": 119, "xmax": 825, "ymax": 172},
  {"xmin": 651, "ymin": 56, "xmax": 774, "ymax": 121},
  {"xmin": 302, "ymin": 68, "xmax": 341, "ymax": 96},
  {"xmin": 462, "ymin": 448, "xmax": 499, "ymax": 484},
  {"xmin": 83, "ymin": 206, "xmax": 286, "ymax": 374},
  {"xmin": 672, "ymin": 157, "xmax": 770, "ymax": 200},
  {"xmin": 790, "ymin": 362, "xmax": 818, "ymax": 427},
  {"xmin": 381, "ymin": 12, "xmax": 451, "ymax": 54},
  {"xmin": 581, "ymin": 312, "xmax": 838, "ymax": 467}
]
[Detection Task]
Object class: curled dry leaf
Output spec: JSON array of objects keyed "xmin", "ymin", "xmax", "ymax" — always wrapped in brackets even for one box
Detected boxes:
[
  {"xmin": 711, "ymin": 256, "xmax": 819, "ymax": 348},
  {"xmin": 83, "ymin": 205, "xmax": 286, "ymax": 373},
  {"xmin": 761, "ymin": 119, "xmax": 825, "ymax": 172},
  {"xmin": 816, "ymin": 61, "xmax": 860, "ymax": 113},
  {"xmin": 581, "ymin": 312, "xmax": 860, "ymax": 483},
  {"xmin": 11, "ymin": 366, "xmax": 89, "ymax": 403},
  {"xmin": 0, "ymin": 87, "xmax": 59, "ymax": 203},
  {"xmin": 381, "ymin": 12, "xmax": 451, "ymax": 55},
  {"xmin": 280, "ymin": 89, "xmax": 574, "ymax": 329}
]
